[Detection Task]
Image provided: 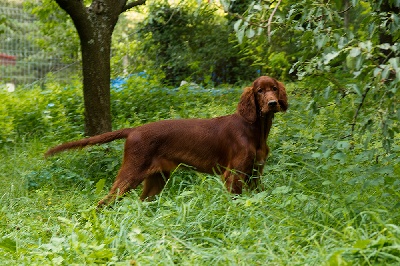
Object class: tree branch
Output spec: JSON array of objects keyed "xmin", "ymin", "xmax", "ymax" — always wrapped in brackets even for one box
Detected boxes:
[
  {"xmin": 54, "ymin": 0, "xmax": 92, "ymax": 40},
  {"xmin": 122, "ymin": 0, "xmax": 146, "ymax": 13},
  {"xmin": 226, "ymin": 9, "xmax": 271, "ymax": 29},
  {"xmin": 351, "ymin": 86, "xmax": 370, "ymax": 135},
  {"xmin": 225, "ymin": 2, "xmax": 353, "ymax": 35},
  {"xmin": 267, "ymin": 0, "xmax": 282, "ymax": 40},
  {"xmin": 309, "ymin": 4, "xmax": 353, "ymax": 23},
  {"xmin": 54, "ymin": 0, "xmax": 86, "ymax": 19}
]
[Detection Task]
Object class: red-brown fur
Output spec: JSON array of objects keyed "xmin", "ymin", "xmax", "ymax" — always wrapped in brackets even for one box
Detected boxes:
[{"xmin": 45, "ymin": 76, "xmax": 288, "ymax": 207}]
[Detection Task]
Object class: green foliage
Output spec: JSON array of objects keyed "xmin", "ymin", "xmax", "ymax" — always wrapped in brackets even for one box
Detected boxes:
[
  {"xmin": 0, "ymin": 78, "xmax": 84, "ymax": 145},
  {"xmin": 231, "ymin": 0, "xmax": 400, "ymax": 152},
  {"xmin": 1, "ymin": 1, "xmax": 398, "ymax": 263},
  {"xmin": 266, "ymin": 51, "xmax": 291, "ymax": 80},
  {"xmin": 25, "ymin": 0, "xmax": 80, "ymax": 63},
  {"xmin": 0, "ymin": 7, "xmax": 8, "ymax": 35},
  {"xmin": 111, "ymin": 74, "xmax": 239, "ymax": 127},
  {"xmin": 134, "ymin": 1, "xmax": 260, "ymax": 85},
  {"xmin": 0, "ymin": 78, "xmax": 399, "ymax": 264},
  {"xmin": 22, "ymin": 0, "xmax": 289, "ymax": 87}
]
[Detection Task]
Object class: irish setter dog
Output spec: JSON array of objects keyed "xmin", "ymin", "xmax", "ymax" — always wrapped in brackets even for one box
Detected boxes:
[{"xmin": 45, "ymin": 76, "xmax": 288, "ymax": 207}]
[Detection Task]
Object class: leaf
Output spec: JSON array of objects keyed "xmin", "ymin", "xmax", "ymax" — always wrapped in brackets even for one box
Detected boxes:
[
  {"xmin": 128, "ymin": 227, "xmax": 145, "ymax": 244},
  {"xmin": 246, "ymin": 28, "xmax": 255, "ymax": 38},
  {"xmin": 324, "ymin": 86, "xmax": 331, "ymax": 99},
  {"xmin": 355, "ymin": 55, "xmax": 364, "ymax": 70},
  {"xmin": 295, "ymin": 193, "xmax": 309, "ymax": 202},
  {"xmin": 382, "ymin": 64, "xmax": 391, "ymax": 80},
  {"xmin": 233, "ymin": 19, "xmax": 242, "ymax": 32},
  {"xmin": 347, "ymin": 175, "xmax": 366, "ymax": 185},
  {"xmin": 345, "ymin": 193, "xmax": 358, "ymax": 204},
  {"xmin": 323, "ymin": 51, "xmax": 340, "ymax": 64},
  {"xmin": 364, "ymin": 176, "xmax": 384, "ymax": 188},
  {"xmin": 315, "ymin": 35, "xmax": 328, "ymax": 49},
  {"xmin": 272, "ymin": 186, "xmax": 292, "ymax": 195},
  {"xmin": 349, "ymin": 47, "xmax": 361, "ymax": 57},
  {"xmin": 220, "ymin": 0, "xmax": 230, "ymax": 12},
  {"xmin": 57, "ymin": 217, "xmax": 74, "ymax": 226},
  {"xmin": 353, "ymin": 239, "xmax": 371, "ymax": 249},
  {"xmin": 337, "ymin": 141, "xmax": 351, "ymax": 150},
  {"xmin": 95, "ymin": 178, "xmax": 106, "ymax": 195},
  {"xmin": 88, "ymin": 247, "xmax": 114, "ymax": 260},
  {"xmin": 373, "ymin": 67, "xmax": 382, "ymax": 77},
  {"xmin": 52, "ymin": 256, "xmax": 64, "ymax": 265},
  {"xmin": 311, "ymin": 152, "xmax": 321, "ymax": 158},
  {"xmin": 253, "ymin": 4, "xmax": 262, "ymax": 11},
  {"xmin": 0, "ymin": 238, "xmax": 16, "ymax": 253},
  {"xmin": 177, "ymin": 190, "xmax": 195, "ymax": 198},
  {"xmin": 370, "ymin": 166, "xmax": 393, "ymax": 175},
  {"xmin": 359, "ymin": 41, "xmax": 372, "ymax": 52},
  {"xmin": 348, "ymin": 84, "xmax": 362, "ymax": 96},
  {"xmin": 389, "ymin": 57, "xmax": 399, "ymax": 71},
  {"xmin": 41, "ymin": 237, "xmax": 65, "ymax": 252},
  {"xmin": 333, "ymin": 152, "xmax": 346, "ymax": 162},
  {"xmin": 346, "ymin": 54, "xmax": 356, "ymax": 69},
  {"xmin": 236, "ymin": 28, "xmax": 245, "ymax": 44},
  {"xmin": 323, "ymin": 149, "xmax": 332, "ymax": 158},
  {"xmin": 326, "ymin": 250, "xmax": 347, "ymax": 266},
  {"xmin": 379, "ymin": 43, "xmax": 392, "ymax": 50}
]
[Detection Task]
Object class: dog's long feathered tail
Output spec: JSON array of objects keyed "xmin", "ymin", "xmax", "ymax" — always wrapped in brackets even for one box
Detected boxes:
[{"xmin": 45, "ymin": 128, "xmax": 134, "ymax": 157}]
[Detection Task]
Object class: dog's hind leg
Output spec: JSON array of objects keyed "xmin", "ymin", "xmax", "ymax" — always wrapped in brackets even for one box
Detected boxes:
[
  {"xmin": 97, "ymin": 163, "xmax": 147, "ymax": 208},
  {"xmin": 140, "ymin": 172, "xmax": 170, "ymax": 201}
]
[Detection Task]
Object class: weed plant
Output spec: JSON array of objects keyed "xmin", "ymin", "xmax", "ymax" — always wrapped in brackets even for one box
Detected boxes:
[{"xmin": 0, "ymin": 76, "xmax": 399, "ymax": 265}]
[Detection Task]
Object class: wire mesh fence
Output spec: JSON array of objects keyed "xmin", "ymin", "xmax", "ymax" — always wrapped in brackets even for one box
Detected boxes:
[{"xmin": 0, "ymin": 2, "xmax": 81, "ymax": 88}]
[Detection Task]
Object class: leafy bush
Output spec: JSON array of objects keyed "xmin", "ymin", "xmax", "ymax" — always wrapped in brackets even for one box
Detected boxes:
[
  {"xmin": 0, "ymin": 79, "xmax": 84, "ymax": 145},
  {"xmin": 134, "ymin": 2, "xmax": 260, "ymax": 86},
  {"xmin": 111, "ymin": 74, "xmax": 240, "ymax": 127},
  {"xmin": 233, "ymin": 0, "xmax": 400, "ymax": 153}
]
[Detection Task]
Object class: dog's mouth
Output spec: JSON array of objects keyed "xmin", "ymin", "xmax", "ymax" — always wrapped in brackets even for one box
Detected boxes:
[{"xmin": 261, "ymin": 105, "xmax": 280, "ymax": 114}]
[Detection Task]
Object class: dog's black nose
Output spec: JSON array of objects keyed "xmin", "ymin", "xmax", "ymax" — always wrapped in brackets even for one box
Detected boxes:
[{"xmin": 268, "ymin": 100, "xmax": 278, "ymax": 107}]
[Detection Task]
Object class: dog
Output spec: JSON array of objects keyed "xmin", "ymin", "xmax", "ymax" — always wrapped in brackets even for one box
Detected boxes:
[{"xmin": 45, "ymin": 76, "xmax": 288, "ymax": 207}]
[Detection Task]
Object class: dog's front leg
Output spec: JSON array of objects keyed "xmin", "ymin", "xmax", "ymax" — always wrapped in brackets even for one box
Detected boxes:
[{"xmin": 223, "ymin": 170, "xmax": 244, "ymax": 194}]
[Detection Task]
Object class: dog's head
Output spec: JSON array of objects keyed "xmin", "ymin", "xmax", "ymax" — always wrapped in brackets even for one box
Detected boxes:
[{"xmin": 238, "ymin": 76, "xmax": 288, "ymax": 123}]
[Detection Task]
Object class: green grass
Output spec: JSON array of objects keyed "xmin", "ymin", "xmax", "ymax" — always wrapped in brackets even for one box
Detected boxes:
[{"xmin": 0, "ymin": 81, "xmax": 399, "ymax": 265}]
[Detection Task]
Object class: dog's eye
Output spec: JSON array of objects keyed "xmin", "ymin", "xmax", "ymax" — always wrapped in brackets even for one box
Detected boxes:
[
  {"xmin": 272, "ymin": 86, "xmax": 278, "ymax": 91},
  {"xmin": 257, "ymin": 88, "xmax": 263, "ymax": 94}
]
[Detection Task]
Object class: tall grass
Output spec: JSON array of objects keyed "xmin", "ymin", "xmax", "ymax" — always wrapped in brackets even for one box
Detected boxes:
[{"xmin": 0, "ymin": 77, "xmax": 399, "ymax": 264}]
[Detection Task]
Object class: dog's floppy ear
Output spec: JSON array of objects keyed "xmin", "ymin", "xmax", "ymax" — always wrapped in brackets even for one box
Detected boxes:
[
  {"xmin": 277, "ymin": 81, "xmax": 288, "ymax": 112},
  {"xmin": 238, "ymin": 87, "xmax": 257, "ymax": 123}
]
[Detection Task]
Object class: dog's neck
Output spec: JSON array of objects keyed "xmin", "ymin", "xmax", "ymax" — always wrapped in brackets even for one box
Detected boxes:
[
  {"xmin": 252, "ymin": 112, "xmax": 274, "ymax": 166},
  {"xmin": 259, "ymin": 112, "xmax": 274, "ymax": 143}
]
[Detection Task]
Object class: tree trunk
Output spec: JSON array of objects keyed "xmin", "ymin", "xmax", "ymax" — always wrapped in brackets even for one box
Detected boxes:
[
  {"xmin": 79, "ymin": 9, "xmax": 114, "ymax": 136},
  {"xmin": 54, "ymin": 0, "xmax": 146, "ymax": 136}
]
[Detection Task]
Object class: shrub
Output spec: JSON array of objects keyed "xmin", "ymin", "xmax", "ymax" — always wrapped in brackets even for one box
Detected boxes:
[{"xmin": 0, "ymin": 79, "xmax": 84, "ymax": 146}]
